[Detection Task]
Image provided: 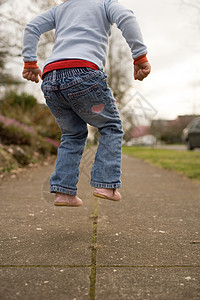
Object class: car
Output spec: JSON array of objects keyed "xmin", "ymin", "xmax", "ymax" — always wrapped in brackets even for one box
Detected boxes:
[{"xmin": 182, "ymin": 117, "xmax": 200, "ymax": 150}]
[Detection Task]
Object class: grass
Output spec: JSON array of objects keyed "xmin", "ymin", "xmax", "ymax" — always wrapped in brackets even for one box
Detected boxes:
[{"xmin": 122, "ymin": 146, "xmax": 200, "ymax": 181}]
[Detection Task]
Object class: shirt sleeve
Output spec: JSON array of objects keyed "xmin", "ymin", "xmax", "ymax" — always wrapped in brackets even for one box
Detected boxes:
[
  {"xmin": 22, "ymin": 7, "xmax": 56, "ymax": 62},
  {"xmin": 104, "ymin": 0, "xmax": 147, "ymax": 59}
]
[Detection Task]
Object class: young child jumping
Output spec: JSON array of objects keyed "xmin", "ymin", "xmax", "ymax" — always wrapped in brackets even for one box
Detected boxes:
[{"xmin": 22, "ymin": 0, "xmax": 151, "ymax": 207}]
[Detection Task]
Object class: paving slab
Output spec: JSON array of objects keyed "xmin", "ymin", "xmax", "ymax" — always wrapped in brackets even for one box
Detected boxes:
[
  {"xmin": 0, "ymin": 150, "xmax": 97, "ymax": 300},
  {"xmin": 0, "ymin": 163, "xmax": 94, "ymax": 266},
  {"xmin": 1, "ymin": 150, "xmax": 200, "ymax": 300},
  {"xmin": 96, "ymin": 155, "xmax": 200, "ymax": 266},
  {"xmin": 95, "ymin": 267, "xmax": 200, "ymax": 300},
  {"xmin": 0, "ymin": 267, "xmax": 90, "ymax": 300}
]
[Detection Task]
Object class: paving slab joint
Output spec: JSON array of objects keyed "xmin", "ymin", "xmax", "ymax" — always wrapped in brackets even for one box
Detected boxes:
[{"xmin": 89, "ymin": 199, "xmax": 98, "ymax": 300}]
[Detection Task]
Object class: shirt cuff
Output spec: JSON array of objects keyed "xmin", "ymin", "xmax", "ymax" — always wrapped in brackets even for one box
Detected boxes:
[
  {"xmin": 133, "ymin": 54, "xmax": 148, "ymax": 65},
  {"xmin": 24, "ymin": 61, "xmax": 39, "ymax": 69}
]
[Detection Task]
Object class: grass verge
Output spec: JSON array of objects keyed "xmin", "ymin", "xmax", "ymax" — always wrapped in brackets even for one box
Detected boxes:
[{"xmin": 122, "ymin": 146, "xmax": 200, "ymax": 181}]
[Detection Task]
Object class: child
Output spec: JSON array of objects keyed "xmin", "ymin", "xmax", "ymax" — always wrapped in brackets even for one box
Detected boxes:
[{"xmin": 22, "ymin": 0, "xmax": 151, "ymax": 207}]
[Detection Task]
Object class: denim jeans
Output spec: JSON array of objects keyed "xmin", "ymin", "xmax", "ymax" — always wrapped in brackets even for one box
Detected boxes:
[{"xmin": 41, "ymin": 68, "xmax": 124, "ymax": 195}]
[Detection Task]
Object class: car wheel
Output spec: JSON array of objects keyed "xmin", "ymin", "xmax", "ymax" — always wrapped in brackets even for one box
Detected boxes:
[{"xmin": 187, "ymin": 140, "xmax": 194, "ymax": 151}]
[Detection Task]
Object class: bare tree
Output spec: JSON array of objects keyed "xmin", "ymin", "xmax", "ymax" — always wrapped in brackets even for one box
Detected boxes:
[
  {"xmin": 0, "ymin": 0, "xmax": 58, "ymax": 87},
  {"xmin": 0, "ymin": 0, "xmax": 22, "ymax": 85},
  {"xmin": 105, "ymin": 25, "xmax": 133, "ymax": 109},
  {"xmin": 90, "ymin": 26, "xmax": 135, "ymax": 143},
  {"xmin": 0, "ymin": 0, "xmax": 57, "ymax": 61}
]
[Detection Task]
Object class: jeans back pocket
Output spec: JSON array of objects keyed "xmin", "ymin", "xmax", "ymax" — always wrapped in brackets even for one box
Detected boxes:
[{"xmin": 68, "ymin": 83, "xmax": 104, "ymax": 114}]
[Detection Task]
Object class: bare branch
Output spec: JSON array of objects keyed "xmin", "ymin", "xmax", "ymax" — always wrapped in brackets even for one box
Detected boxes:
[{"xmin": 105, "ymin": 26, "xmax": 133, "ymax": 107}]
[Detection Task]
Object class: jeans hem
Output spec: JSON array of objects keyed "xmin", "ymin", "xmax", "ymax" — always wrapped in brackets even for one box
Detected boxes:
[
  {"xmin": 90, "ymin": 181, "xmax": 121, "ymax": 189},
  {"xmin": 50, "ymin": 185, "xmax": 77, "ymax": 196}
]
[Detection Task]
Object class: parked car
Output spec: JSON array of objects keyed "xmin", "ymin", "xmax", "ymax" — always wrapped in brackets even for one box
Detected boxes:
[{"xmin": 182, "ymin": 117, "xmax": 200, "ymax": 150}]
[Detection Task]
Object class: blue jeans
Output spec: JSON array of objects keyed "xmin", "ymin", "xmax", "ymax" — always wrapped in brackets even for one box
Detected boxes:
[{"xmin": 41, "ymin": 68, "xmax": 124, "ymax": 195}]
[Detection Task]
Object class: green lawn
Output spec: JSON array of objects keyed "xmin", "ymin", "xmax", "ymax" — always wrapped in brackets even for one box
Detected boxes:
[{"xmin": 122, "ymin": 146, "xmax": 200, "ymax": 181}]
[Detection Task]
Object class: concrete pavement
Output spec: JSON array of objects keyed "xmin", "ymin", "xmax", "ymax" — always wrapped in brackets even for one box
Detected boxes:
[{"xmin": 0, "ymin": 149, "xmax": 200, "ymax": 300}]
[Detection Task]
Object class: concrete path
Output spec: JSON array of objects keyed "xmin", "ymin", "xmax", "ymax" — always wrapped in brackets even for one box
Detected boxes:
[{"xmin": 0, "ymin": 149, "xmax": 200, "ymax": 300}]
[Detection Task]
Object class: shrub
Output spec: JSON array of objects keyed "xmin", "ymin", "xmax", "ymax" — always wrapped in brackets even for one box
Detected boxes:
[
  {"xmin": 0, "ymin": 122, "xmax": 33, "ymax": 145},
  {"xmin": 2, "ymin": 91, "xmax": 37, "ymax": 111},
  {"xmin": 0, "ymin": 92, "xmax": 61, "ymax": 141},
  {"xmin": 0, "ymin": 147, "xmax": 18, "ymax": 173}
]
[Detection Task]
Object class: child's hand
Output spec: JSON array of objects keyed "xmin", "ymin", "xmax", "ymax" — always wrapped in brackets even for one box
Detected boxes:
[
  {"xmin": 22, "ymin": 68, "xmax": 42, "ymax": 83},
  {"xmin": 134, "ymin": 61, "xmax": 151, "ymax": 81}
]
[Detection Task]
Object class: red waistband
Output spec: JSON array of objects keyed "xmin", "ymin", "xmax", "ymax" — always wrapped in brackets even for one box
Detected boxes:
[{"xmin": 42, "ymin": 59, "xmax": 99, "ymax": 78}]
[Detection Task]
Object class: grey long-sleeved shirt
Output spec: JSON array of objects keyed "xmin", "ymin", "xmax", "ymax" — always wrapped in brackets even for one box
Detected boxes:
[{"xmin": 22, "ymin": 0, "xmax": 147, "ymax": 70}]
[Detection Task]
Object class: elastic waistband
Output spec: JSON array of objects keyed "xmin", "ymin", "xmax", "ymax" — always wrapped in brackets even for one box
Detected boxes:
[
  {"xmin": 43, "ymin": 67, "xmax": 95, "ymax": 81},
  {"xmin": 42, "ymin": 59, "xmax": 99, "ymax": 79}
]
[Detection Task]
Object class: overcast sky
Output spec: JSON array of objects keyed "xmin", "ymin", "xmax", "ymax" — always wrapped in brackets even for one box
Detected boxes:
[
  {"xmin": 120, "ymin": 0, "xmax": 200, "ymax": 119},
  {"xmin": 8, "ymin": 0, "xmax": 200, "ymax": 120}
]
